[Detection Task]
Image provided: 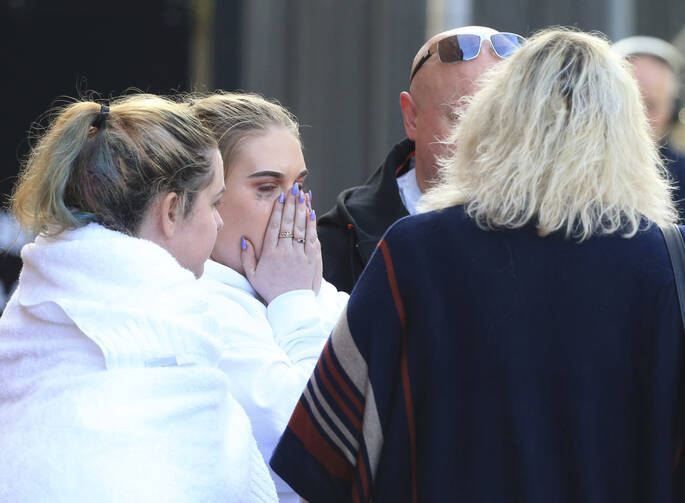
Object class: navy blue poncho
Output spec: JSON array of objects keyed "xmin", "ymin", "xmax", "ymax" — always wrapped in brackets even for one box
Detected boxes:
[{"xmin": 272, "ymin": 205, "xmax": 685, "ymax": 502}]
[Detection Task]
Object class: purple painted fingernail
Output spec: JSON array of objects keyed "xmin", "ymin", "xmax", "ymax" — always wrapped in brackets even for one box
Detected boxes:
[
  {"xmin": 299, "ymin": 190, "xmax": 305, "ymax": 203},
  {"xmin": 278, "ymin": 192, "xmax": 285, "ymax": 203},
  {"xmin": 307, "ymin": 202, "xmax": 312, "ymax": 212},
  {"xmin": 291, "ymin": 183, "xmax": 299, "ymax": 195},
  {"xmin": 308, "ymin": 190, "xmax": 312, "ymax": 202},
  {"xmin": 310, "ymin": 209, "xmax": 316, "ymax": 221},
  {"xmin": 240, "ymin": 237, "xmax": 247, "ymax": 250}
]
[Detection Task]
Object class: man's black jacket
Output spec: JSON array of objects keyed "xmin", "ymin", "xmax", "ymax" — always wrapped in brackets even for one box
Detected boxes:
[{"xmin": 317, "ymin": 138, "xmax": 415, "ymax": 293}]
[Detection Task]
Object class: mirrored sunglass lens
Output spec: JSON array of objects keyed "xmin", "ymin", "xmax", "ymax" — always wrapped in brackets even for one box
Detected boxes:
[
  {"xmin": 437, "ymin": 35, "xmax": 463, "ymax": 62},
  {"xmin": 491, "ymin": 33, "xmax": 524, "ymax": 58},
  {"xmin": 455, "ymin": 34, "xmax": 482, "ymax": 60},
  {"xmin": 438, "ymin": 34, "xmax": 478, "ymax": 63}
]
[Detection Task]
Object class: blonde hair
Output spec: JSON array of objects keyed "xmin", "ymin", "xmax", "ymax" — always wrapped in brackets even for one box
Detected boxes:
[
  {"xmin": 13, "ymin": 94, "xmax": 216, "ymax": 237},
  {"xmin": 189, "ymin": 91, "xmax": 300, "ymax": 171},
  {"xmin": 420, "ymin": 28, "xmax": 677, "ymax": 240}
]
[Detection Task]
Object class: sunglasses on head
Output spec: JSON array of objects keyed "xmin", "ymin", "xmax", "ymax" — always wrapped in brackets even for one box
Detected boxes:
[{"xmin": 410, "ymin": 32, "xmax": 525, "ymax": 83}]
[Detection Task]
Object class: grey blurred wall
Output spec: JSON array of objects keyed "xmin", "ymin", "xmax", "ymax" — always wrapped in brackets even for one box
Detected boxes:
[
  {"xmin": 635, "ymin": 0, "xmax": 684, "ymax": 40},
  {"xmin": 471, "ymin": 0, "xmax": 618, "ymax": 38},
  {"xmin": 471, "ymin": 0, "xmax": 683, "ymax": 41},
  {"xmin": 235, "ymin": 0, "xmax": 425, "ymax": 212},
  {"xmin": 207, "ymin": 0, "xmax": 684, "ymax": 212}
]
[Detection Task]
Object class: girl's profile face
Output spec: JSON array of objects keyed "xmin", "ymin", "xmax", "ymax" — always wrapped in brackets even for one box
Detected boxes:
[
  {"xmin": 211, "ymin": 126, "xmax": 307, "ymax": 275},
  {"xmin": 167, "ymin": 148, "xmax": 225, "ymax": 278}
]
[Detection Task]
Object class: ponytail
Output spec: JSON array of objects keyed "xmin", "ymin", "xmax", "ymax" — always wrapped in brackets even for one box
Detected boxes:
[
  {"xmin": 13, "ymin": 102, "xmax": 103, "ymax": 235},
  {"xmin": 13, "ymin": 95, "xmax": 216, "ymax": 237}
]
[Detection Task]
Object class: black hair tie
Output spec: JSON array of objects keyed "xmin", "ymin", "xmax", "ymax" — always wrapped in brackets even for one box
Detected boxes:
[{"xmin": 92, "ymin": 104, "xmax": 110, "ymax": 129}]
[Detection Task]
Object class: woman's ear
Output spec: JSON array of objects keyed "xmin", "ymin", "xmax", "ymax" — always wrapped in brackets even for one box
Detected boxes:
[{"xmin": 160, "ymin": 192, "xmax": 180, "ymax": 239}]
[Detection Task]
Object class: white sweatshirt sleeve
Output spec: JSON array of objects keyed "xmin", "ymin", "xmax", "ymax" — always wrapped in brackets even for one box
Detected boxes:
[
  {"xmin": 315, "ymin": 279, "xmax": 351, "ymax": 334},
  {"xmin": 267, "ymin": 281, "xmax": 349, "ymax": 361},
  {"xmin": 266, "ymin": 289, "xmax": 327, "ymax": 362},
  {"xmin": 214, "ymin": 284, "xmax": 348, "ymax": 499},
  {"xmin": 217, "ymin": 292, "xmax": 328, "ymax": 448}
]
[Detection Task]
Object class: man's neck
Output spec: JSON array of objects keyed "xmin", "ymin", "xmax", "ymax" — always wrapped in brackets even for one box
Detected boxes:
[
  {"xmin": 413, "ymin": 160, "xmax": 431, "ymax": 193},
  {"xmin": 414, "ymin": 162, "xmax": 428, "ymax": 193}
]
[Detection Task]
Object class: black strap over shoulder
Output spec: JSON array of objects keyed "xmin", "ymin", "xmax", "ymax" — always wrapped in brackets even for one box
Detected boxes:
[{"xmin": 661, "ymin": 223, "xmax": 685, "ymax": 330}]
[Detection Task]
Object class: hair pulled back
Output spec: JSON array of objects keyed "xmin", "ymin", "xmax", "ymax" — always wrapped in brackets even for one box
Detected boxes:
[
  {"xmin": 13, "ymin": 94, "xmax": 217, "ymax": 236},
  {"xmin": 189, "ymin": 91, "xmax": 300, "ymax": 171}
]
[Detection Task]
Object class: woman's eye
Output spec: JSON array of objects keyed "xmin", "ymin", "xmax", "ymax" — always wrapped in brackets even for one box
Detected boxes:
[
  {"xmin": 257, "ymin": 185, "xmax": 278, "ymax": 193},
  {"xmin": 213, "ymin": 199, "xmax": 224, "ymax": 207}
]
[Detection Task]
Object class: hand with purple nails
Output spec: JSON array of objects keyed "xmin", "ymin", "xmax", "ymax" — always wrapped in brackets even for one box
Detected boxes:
[{"xmin": 240, "ymin": 183, "xmax": 322, "ymax": 303}]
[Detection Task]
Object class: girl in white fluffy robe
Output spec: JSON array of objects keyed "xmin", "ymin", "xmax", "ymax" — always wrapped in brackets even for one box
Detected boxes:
[{"xmin": 0, "ymin": 95, "xmax": 277, "ymax": 502}]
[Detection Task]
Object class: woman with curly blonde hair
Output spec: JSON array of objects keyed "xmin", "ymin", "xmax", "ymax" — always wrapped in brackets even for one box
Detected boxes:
[
  {"xmin": 420, "ymin": 28, "xmax": 676, "ymax": 236},
  {"xmin": 271, "ymin": 29, "xmax": 685, "ymax": 502}
]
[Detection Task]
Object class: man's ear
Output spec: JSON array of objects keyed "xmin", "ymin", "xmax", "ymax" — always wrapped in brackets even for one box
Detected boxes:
[
  {"xmin": 160, "ymin": 192, "xmax": 180, "ymax": 239},
  {"xmin": 400, "ymin": 91, "xmax": 418, "ymax": 141}
]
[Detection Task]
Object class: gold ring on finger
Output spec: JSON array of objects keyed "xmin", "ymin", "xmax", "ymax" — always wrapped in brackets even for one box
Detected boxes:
[{"xmin": 278, "ymin": 231, "xmax": 294, "ymax": 239}]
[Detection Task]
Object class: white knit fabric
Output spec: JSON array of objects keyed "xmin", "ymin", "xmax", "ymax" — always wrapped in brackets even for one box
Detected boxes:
[
  {"xmin": 200, "ymin": 259, "xmax": 349, "ymax": 502},
  {"xmin": 0, "ymin": 223, "xmax": 277, "ymax": 502}
]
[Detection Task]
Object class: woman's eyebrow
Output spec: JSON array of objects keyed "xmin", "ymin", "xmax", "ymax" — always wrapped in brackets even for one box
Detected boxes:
[
  {"xmin": 247, "ymin": 169, "xmax": 309, "ymax": 179},
  {"xmin": 247, "ymin": 170, "xmax": 283, "ymax": 179}
]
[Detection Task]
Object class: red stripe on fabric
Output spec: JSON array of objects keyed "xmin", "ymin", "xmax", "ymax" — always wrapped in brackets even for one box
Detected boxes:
[
  {"xmin": 289, "ymin": 400, "xmax": 353, "ymax": 482},
  {"xmin": 394, "ymin": 151, "xmax": 416, "ymax": 176},
  {"xmin": 401, "ymin": 335, "xmax": 417, "ymax": 503},
  {"xmin": 352, "ymin": 486, "xmax": 360, "ymax": 503},
  {"xmin": 356, "ymin": 446, "xmax": 370, "ymax": 502},
  {"xmin": 379, "ymin": 239, "xmax": 416, "ymax": 503},
  {"xmin": 323, "ymin": 342, "xmax": 364, "ymax": 414},
  {"xmin": 378, "ymin": 240, "xmax": 406, "ymax": 326},
  {"xmin": 318, "ymin": 350, "xmax": 362, "ymax": 431}
]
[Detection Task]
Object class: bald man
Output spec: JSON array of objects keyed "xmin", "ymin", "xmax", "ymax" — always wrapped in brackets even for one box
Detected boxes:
[{"xmin": 317, "ymin": 26, "xmax": 524, "ymax": 292}]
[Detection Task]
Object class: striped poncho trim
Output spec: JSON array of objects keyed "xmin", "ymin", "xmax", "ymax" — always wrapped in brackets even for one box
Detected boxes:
[{"xmin": 272, "ymin": 239, "xmax": 416, "ymax": 502}]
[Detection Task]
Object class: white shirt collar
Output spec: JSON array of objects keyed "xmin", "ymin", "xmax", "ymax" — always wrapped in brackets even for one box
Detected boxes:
[{"xmin": 396, "ymin": 157, "xmax": 423, "ymax": 216}]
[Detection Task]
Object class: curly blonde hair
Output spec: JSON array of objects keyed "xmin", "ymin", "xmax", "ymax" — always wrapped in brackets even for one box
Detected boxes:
[{"xmin": 419, "ymin": 28, "xmax": 677, "ymax": 240}]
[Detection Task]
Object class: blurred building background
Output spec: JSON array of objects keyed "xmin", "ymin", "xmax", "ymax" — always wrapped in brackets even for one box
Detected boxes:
[{"xmin": 1, "ymin": 0, "xmax": 684, "ymax": 304}]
